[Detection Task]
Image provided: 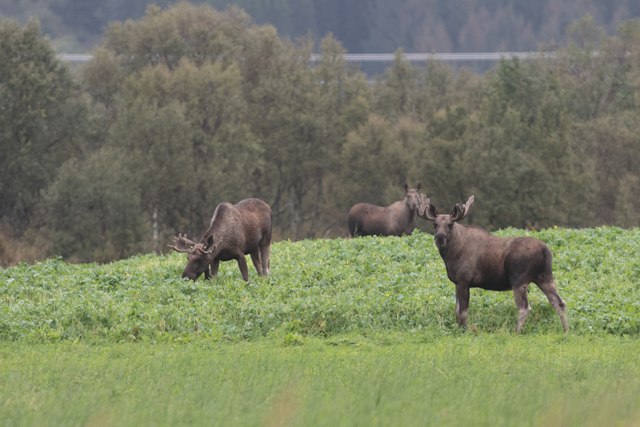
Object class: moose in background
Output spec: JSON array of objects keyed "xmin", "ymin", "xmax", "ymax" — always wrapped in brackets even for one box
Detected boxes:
[
  {"xmin": 416, "ymin": 194, "xmax": 569, "ymax": 333},
  {"xmin": 170, "ymin": 198, "xmax": 272, "ymax": 282},
  {"xmin": 348, "ymin": 183, "xmax": 422, "ymax": 237}
]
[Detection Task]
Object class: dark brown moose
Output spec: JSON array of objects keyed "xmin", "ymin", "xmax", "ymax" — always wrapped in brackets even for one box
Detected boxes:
[
  {"xmin": 348, "ymin": 183, "xmax": 422, "ymax": 237},
  {"xmin": 416, "ymin": 194, "xmax": 569, "ymax": 333},
  {"xmin": 169, "ymin": 198, "xmax": 272, "ymax": 282}
]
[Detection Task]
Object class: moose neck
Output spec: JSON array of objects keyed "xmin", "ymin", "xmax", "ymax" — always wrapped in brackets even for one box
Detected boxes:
[
  {"xmin": 438, "ymin": 223, "xmax": 466, "ymax": 260},
  {"xmin": 200, "ymin": 244, "xmax": 222, "ymax": 263},
  {"xmin": 403, "ymin": 201, "xmax": 416, "ymax": 225}
]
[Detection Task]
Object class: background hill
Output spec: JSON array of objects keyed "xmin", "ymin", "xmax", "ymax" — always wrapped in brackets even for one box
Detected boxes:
[{"xmin": 1, "ymin": 0, "xmax": 639, "ymax": 54}]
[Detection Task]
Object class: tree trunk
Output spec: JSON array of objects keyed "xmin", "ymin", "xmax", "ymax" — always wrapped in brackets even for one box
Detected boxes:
[
  {"xmin": 289, "ymin": 187, "xmax": 300, "ymax": 241},
  {"xmin": 152, "ymin": 207, "xmax": 158, "ymax": 255}
]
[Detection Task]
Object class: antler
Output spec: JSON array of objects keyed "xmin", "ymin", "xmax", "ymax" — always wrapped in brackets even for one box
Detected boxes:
[
  {"xmin": 450, "ymin": 195, "xmax": 474, "ymax": 222},
  {"xmin": 168, "ymin": 233, "xmax": 196, "ymax": 253},
  {"xmin": 416, "ymin": 193, "xmax": 439, "ymax": 221}
]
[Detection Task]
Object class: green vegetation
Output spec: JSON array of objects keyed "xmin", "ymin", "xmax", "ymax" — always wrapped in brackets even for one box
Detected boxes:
[
  {"xmin": 2, "ymin": 7, "xmax": 639, "ymax": 426},
  {"xmin": 1, "ymin": 227, "xmax": 639, "ymax": 425},
  {"xmin": 1, "ymin": 227, "xmax": 639, "ymax": 342},
  {"xmin": 2, "ymin": 6, "xmax": 640, "ymax": 265},
  {"xmin": 1, "ymin": 335, "xmax": 639, "ymax": 426}
]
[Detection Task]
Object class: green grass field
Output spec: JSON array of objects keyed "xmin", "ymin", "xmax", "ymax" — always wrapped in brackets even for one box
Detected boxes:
[
  {"xmin": 1, "ymin": 335, "xmax": 639, "ymax": 426},
  {"xmin": 1, "ymin": 227, "xmax": 639, "ymax": 425}
]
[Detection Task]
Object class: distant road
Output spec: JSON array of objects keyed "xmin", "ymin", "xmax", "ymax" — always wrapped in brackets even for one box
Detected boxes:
[{"xmin": 57, "ymin": 52, "xmax": 557, "ymax": 63}]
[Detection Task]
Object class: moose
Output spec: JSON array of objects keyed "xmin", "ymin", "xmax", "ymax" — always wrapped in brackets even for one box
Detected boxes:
[
  {"xmin": 416, "ymin": 194, "xmax": 569, "ymax": 333},
  {"xmin": 169, "ymin": 198, "xmax": 272, "ymax": 282},
  {"xmin": 348, "ymin": 183, "xmax": 422, "ymax": 237}
]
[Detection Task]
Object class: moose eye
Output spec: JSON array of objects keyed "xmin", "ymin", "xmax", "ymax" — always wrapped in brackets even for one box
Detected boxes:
[{"xmin": 448, "ymin": 223, "xmax": 454, "ymax": 229}]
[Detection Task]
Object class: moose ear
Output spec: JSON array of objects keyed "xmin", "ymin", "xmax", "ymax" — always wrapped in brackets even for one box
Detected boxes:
[
  {"xmin": 450, "ymin": 195, "xmax": 474, "ymax": 222},
  {"xmin": 404, "ymin": 183, "xmax": 409, "ymax": 193},
  {"xmin": 416, "ymin": 182, "xmax": 422, "ymax": 192},
  {"xmin": 201, "ymin": 234, "xmax": 218, "ymax": 254},
  {"xmin": 428, "ymin": 203, "xmax": 439, "ymax": 219}
]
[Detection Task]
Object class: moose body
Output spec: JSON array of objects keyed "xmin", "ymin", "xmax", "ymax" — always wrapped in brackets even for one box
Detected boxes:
[
  {"xmin": 170, "ymin": 198, "xmax": 271, "ymax": 282},
  {"xmin": 417, "ymin": 195, "xmax": 568, "ymax": 333},
  {"xmin": 348, "ymin": 184, "xmax": 421, "ymax": 237}
]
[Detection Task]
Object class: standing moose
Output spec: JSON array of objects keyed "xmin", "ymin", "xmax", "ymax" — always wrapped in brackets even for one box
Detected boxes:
[
  {"xmin": 416, "ymin": 194, "xmax": 569, "ymax": 333},
  {"xmin": 170, "ymin": 198, "xmax": 272, "ymax": 282},
  {"xmin": 348, "ymin": 183, "xmax": 422, "ymax": 237}
]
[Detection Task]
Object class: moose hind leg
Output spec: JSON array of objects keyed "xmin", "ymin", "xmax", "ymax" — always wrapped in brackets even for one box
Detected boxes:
[
  {"xmin": 513, "ymin": 284, "xmax": 532, "ymax": 334},
  {"xmin": 455, "ymin": 285, "xmax": 470, "ymax": 329},
  {"xmin": 537, "ymin": 279, "xmax": 569, "ymax": 333},
  {"xmin": 260, "ymin": 243, "xmax": 271, "ymax": 277},
  {"xmin": 250, "ymin": 251, "xmax": 263, "ymax": 276}
]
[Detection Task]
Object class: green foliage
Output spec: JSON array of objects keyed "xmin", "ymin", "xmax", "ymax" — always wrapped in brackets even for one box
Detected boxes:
[
  {"xmin": 103, "ymin": 3, "xmax": 255, "ymax": 71},
  {"xmin": 52, "ymin": 4, "xmax": 370, "ymax": 251},
  {"xmin": 4, "ymin": 7, "xmax": 640, "ymax": 262},
  {"xmin": 0, "ymin": 18, "xmax": 91, "ymax": 233},
  {"xmin": 243, "ymin": 33, "xmax": 369, "ymax": 239},
  {"xmin": 1, "ymin": 227, "xmax": 639, "ymax": 343},
  {"xmin": 333, "ymin": 115, "xmax": 422, "ymax": 212},
  {"xmin": 44, "ymin": 148, "xmax": 150, "ymax": 262}
]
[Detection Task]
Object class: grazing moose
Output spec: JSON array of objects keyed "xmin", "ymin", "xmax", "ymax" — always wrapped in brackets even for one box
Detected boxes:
[
  {"xmin": 169, "ymin": 198, "xmax": 272, "ymax": 282},
  {"xmin": 416, "ymin": 194, "xmax": 569, "ymax": 333},
  {"xmin": 348, "ymin": 183, "xmax": 422, "ymax": 237}
]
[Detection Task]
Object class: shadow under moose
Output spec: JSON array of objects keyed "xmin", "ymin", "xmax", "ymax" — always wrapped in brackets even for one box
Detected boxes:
[
  {"xmin": 170, "ymin": 198, "xmax": 272, "ymax": 283},
  {"xmin": 416, "ymin": 194, "xmax": 569, "ymax": 334},
  {"xmin": 348, "ymin": 183, "xmax": 422, "ymax": 238}
]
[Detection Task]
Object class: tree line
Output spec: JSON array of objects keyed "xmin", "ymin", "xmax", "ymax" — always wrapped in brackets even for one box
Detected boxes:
[
  {"xmin": 1, "ymin": 4, "xmax": 640, "ymax": 265},
  {"xmin": 1, "ymin": 0, "xmax": 639, "ymax": 56}
]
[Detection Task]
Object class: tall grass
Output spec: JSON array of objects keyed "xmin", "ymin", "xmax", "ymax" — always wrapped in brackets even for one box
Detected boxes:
[{"xmin": 0, "ymin": 335, "xmax": 639, "ymax": 426}]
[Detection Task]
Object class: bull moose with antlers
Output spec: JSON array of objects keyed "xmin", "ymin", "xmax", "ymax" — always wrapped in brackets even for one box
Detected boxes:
[
  {"xmin": 416, "ymin": 194, "xmax": 569, "ymax": 333},
  {"xmin": 348, "ymin": 183, "xmax": 422, "ymax": 237},
  {"xmin": 170, "ymin": 198, "xmax": 272, "ymax": 282}
]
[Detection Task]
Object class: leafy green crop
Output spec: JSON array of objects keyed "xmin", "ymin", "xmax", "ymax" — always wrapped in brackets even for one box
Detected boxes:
[{"xmin": 1, "ymin": 227, "xmax": 639, "ymax": 342}]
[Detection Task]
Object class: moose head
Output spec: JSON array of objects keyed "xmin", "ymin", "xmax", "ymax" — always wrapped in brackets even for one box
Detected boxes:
[
  {"xmin": 416, "ymin": 194, "xmax": 474, "ymax": 248},
  {"xmin": 169, "ymin": 233, "xmax": 219, "ymax": 280},
  {"xmin": 404, "ymin": 183, "xmax": 422, "ymax": 212}
]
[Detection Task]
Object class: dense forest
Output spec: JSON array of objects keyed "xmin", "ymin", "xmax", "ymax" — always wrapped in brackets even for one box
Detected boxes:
[
  {"xmin": 1, "ymin": 3, "xmax": 640, "ymax": 266},
  {"xmin": 1, "ymin": 0, "xmax": 639, "ymax": 54}
]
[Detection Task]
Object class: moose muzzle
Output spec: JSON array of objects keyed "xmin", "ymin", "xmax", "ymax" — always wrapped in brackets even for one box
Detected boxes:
[
  {"xmin": 182, "ymin": 270, "xmax": 201, "ymax": 281},
  {"xmin": 435, "ymin": 233, "xmax": 447, "ymax": 248}
]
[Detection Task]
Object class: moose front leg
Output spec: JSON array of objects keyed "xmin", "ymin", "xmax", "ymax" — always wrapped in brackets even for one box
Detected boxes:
[
  {"xmin": 210, "ymin": 259, "xmax": 219, "ymax": 277},
  {"xmin": 236, "ymin": 254, "xmax": 250, "ymax": 282},
  {"xmin": 455, "ymin": 284, "xmax": 470, "ymax": 329}
]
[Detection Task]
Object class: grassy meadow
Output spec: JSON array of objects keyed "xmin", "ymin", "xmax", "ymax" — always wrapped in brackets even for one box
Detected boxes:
[
  {"xmin": 1, "ymin": 335, "xmax": 639, "ymax": 426},
  {"xmin": 1, "ymin": 227, "xmax": 640, "ymax": 425}
]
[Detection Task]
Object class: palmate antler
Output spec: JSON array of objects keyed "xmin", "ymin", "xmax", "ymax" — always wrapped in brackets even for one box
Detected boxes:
[
  {"xmin": 168, "ymin": 233, "xmax": 196, "ymax": 253},
  {"xmin": 450, "ymin": 195, "xmax": 474, "ymax": 222},
  {"xmin": 416, "ymin": 193, "xmax": 439, "ymax": 221}
]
